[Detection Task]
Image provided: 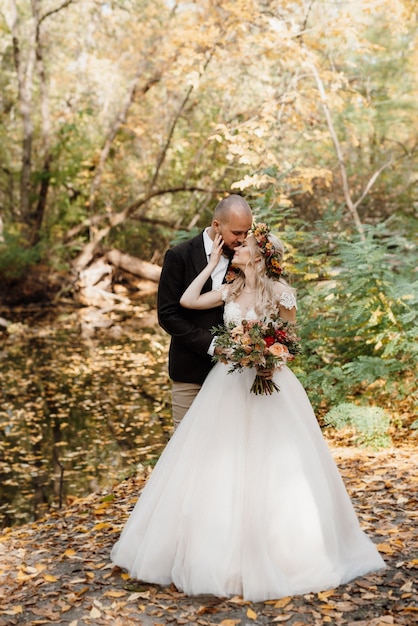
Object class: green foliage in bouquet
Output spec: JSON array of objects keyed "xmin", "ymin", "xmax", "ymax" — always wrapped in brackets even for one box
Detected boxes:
[{"xmin": 211, "ymin": 315, "xmax": 301, "ymax": 395}]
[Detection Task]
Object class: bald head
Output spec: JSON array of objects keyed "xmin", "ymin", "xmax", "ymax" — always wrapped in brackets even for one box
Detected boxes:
[
  {"xmin": 209, "ymin": 194, "xmax": 253, "ymax": 256},
  {"xmin": 213, "ymin": 194, "xmax": 253, "ymax": 222}
]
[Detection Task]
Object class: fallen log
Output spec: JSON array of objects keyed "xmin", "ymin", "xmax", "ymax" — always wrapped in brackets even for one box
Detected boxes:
[{"xmin": 106, "ymin": 249, "xmax": 161, "ymax": 282}]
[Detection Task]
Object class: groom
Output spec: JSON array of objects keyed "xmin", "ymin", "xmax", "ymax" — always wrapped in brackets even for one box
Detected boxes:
[{"xmin": 157, "ymin": 194, "xmax": 253, "ymax": 428}]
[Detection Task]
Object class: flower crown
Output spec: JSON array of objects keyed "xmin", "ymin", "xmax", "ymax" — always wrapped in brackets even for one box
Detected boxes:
[
  {"xmin": 224, "ymin": 222, "xmax": 283, "ymax": 283},
  {"xmin": 252, "ymin": 222, "xmax": 283, "ymax": 281}
]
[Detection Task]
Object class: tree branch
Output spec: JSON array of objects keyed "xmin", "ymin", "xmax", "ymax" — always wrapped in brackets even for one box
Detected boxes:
[
  {"xmin": 39, "ymin": 0, "xmax": 75, "ymax": 26},
  {"xmin": 71, "ymin": 185, "xmax": 224, "ymax": 270},
  {"xmin": 147, "ymin": 48, "xmax": 217, "ymax": 194},
  {"xmin": 87, "ymin": 67, "xmax": 163, "ymax": 219},
  {"xmin": 307, "ymin": 59, "xmax": 366, "ymax": 239},
  {"xmin": 353, "ymin": 157, "xmax": 393, "ymax": 211}
]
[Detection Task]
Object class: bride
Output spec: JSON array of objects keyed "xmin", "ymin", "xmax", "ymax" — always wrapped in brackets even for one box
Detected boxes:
[{"xmin": 110, "ymin": 223, "xmax": 385, "ymax": 602}]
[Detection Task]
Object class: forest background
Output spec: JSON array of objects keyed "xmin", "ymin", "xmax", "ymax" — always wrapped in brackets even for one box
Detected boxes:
[{"xmin": 0, "ymin": 0, "xmax": 417, "ymax": 528}]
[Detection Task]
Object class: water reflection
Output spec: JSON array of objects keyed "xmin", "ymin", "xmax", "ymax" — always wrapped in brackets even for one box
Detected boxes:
[{"xmin": 0, "ymin": 304, "xmax": 172, "ymax": 528}]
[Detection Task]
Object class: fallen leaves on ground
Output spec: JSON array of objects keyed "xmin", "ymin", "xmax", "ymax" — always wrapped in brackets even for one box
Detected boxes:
[{"xmin": 0, "ymin": 443, "xmax": 416, "ymax": 626}]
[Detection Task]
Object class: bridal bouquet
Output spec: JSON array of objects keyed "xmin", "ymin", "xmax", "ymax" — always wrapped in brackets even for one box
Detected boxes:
[{"xmin": 211, "ymin": 314, "xmax": 301, "ymax": 395}]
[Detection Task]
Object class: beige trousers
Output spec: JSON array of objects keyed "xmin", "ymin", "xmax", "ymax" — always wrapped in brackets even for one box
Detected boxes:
[{"xmin": 171, "ymin": 381, "xmax": 202, "ymax": 429}]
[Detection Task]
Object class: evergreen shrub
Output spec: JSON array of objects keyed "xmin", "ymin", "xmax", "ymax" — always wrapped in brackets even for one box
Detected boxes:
[
  {"xmin": 295, "ymin": 223, "xmax": 417, "ymax": 422},
  {"xmin": 251, "ymin": 181, "xmax": 416, "ymax": 431},
  {"xmin": 0, "ymin": 232, "xmax": 43, "ymax": 280},
  {"xmin": 324, "ymin": 402, "xmax": 392, "ymax": 448}
]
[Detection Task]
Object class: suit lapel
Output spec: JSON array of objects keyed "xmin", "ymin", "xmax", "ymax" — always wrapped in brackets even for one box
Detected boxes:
[{"xmin": 190, "ymin": 233, "xmax": 212, "ymax": 291}]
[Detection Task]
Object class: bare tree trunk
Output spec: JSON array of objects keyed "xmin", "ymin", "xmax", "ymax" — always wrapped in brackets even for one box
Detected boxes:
[
  {"xmin": 73, "ymin": 71, "xmax": 219, "ymax": 269},
  {"xmin": 73, "ymin": 60, "xmax": 167, "ymax": 270},
  {"xmin": 72, "ymin": 22, "xmax": 227, "ymax": 272},
  {"xmin": 70, "ymin": 69, "xmax": 199, "ymax": 271},
  {"xmin": 87, "ymin": 69, "xmax": 163, "ymax": 219},
  {"xmin": 85, "ymin": 4, "xmax": 182, "ymax": 224},
  {"xmin": 307, "ymin": 59, "xmax": 392, "ymax": 240},
  {"xmin": 6, "ymin": 0, "xmax": 74, "ymax": 243},
  {"xmin": 9, "ymin": 0, "xmax": 37, "ymax": 223},
  {"xmin": 29, "ymin": 0, "xmax": 52, "ymax": 246}
]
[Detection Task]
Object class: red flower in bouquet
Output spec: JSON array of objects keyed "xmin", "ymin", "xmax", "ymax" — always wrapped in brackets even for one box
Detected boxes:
[{"xmin": 211, "ymin": 314, "xmax": 301, "ymax": 395}]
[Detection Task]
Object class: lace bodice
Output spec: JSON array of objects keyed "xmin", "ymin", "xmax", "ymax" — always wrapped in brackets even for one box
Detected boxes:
[
  {"xmin": 221, "ymin": 289, "xmax": 297, "ymax": 326},
  {"xmin": 224, "ymin": 301, "xmax": 258, "ymax": 326}
]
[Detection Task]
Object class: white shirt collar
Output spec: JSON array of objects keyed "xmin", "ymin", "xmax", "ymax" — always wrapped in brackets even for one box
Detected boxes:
[{"xmin": 203, "ymin": 227, "xmax": 214, "ymax": 258}]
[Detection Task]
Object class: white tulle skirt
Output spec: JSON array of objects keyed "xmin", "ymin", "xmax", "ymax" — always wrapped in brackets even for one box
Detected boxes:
[{"xmin": 111, "ymin": 363, "xmax": 385, "ymax": 601}]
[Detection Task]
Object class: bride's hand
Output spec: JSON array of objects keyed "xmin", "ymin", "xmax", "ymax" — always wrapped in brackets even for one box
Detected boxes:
[
  {"xmin": 256, "ymin": 366, "xmax": 275, "ymax": 380},
  {"xmin": 209, "ymin": 234, "xmax": 224, "ymax": 268}
]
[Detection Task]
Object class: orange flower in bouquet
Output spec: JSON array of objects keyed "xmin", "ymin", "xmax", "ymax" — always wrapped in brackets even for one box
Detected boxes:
[{"xmin": 211, "ymin": 314, "xmax": 301, "ymax": 395}]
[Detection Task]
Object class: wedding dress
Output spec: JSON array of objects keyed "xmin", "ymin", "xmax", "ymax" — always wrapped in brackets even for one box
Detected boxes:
[{"xmin": 110, "ymin": 295, "xmax": 385, "ymax": 601}]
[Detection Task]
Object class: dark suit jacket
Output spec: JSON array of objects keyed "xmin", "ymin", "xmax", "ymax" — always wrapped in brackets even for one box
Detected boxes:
[{"xmin": 157, "ymin": 231, "xmax": 224, "ymax": 384}]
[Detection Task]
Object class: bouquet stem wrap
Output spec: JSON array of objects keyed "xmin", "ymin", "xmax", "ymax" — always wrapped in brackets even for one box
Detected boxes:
[{"xmin": 250, "ymin": 371, "xmax": 280, "ymax": 395}]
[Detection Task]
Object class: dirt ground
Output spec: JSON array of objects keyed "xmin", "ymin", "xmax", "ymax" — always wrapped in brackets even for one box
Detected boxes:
[{"xmin": 0, "ymin": 442, "xmax": 417, "ymax": 626}]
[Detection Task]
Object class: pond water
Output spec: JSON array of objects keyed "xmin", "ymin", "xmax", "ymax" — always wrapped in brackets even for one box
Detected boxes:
[{"xmin": 0, "ymin": 299, "xmax": 172, "ymax": 528}]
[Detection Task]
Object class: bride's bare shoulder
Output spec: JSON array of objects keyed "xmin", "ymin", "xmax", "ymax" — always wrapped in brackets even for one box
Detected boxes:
[{"xmin": 272, "ymin": 280, "xmax": 295, "ymax": 297}]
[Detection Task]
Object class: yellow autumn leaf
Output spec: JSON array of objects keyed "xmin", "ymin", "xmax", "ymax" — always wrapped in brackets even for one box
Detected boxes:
[
  {"xmin": 43, "ymin": 574, "xmax": 58, "ymax": 583},
  {"xmin": 63, "ymin": 548, "xmax": 76, "ymax": 557},
  {"xmin": 228, "ymin": 596, "xmax": 250, "ymax": 605},
  {"xmin": 2, "ymin": 606, "xmax": 23, "ymax": 615},
  {"xmin": 103, "ymin": 590, "xmax": 127, "ymax": 598},
  {"xmin": 16, "ymin": 571, "xmax": 33, "ymax": 582},
  {"xmin": 317, "ymin": 590, "xmax": 335, "ymax": 601},
  {"xmin": 93, "ymin": 522, "xmax": 109, "ymax": 531},
  {"xmin": 247, "ymin": 608, "xmax": 257, "ymax": 620},
  {"xmin": 274, "ymin": 596, "xmax": 292, "ymax": 608},
  {"xmin": 94, "ymin": 502, "xmax": 111, "ymax": 513},
  {"xmin": 400, "ymin": 581, "xmax": 413, "ymax": 592},
  {"xmin": 219, "ymin": 620, "xmax": 241, "ymax": 626},
  {"xmin": 377, "ymin": 543, "xmax": 395, "ymax": 555},
  {"xmin": 90, "ymin": 606, "xmax": 101, "ymax": 618},
  {"xmin": 304, "ymin": 272, "xmax": 319, "ymax": 281}
]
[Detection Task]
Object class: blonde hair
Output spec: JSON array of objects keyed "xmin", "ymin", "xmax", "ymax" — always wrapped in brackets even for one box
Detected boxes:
[{"xmin": 228, "ymin": 233, "xmax": 287, "ymax": 317}]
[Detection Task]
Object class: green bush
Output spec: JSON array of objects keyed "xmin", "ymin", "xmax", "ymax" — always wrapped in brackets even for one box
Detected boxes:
[
  {"xmin": 295, "ymin": 223, "xmax": 417, "ymax": 414},
  {"xmin": 252, "ymin": 179, "xmax": 417, "ymax": 429},
  {"xmin": 324, "ymin": 403, "xmax": 392, "ymax": 448},
  {"xmin": 0, "ymin": 232, "xmax": 43, "ymax": 280}
]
